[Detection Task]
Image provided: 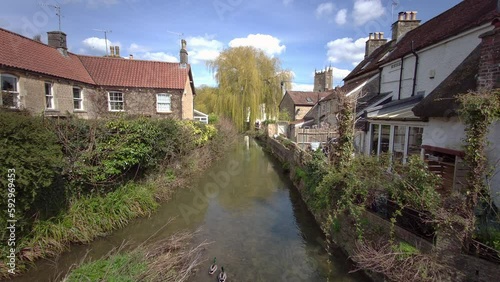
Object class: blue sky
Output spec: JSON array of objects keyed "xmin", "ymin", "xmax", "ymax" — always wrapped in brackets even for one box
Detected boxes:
[{"xmin": 1, "ymin": 0, "xmax": 461, "ymax": 90}]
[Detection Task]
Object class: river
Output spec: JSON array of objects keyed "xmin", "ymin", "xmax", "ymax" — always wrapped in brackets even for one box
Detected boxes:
[{"xmin": 12, "ymin": 137, "xmax": 369, "ymax": 282}]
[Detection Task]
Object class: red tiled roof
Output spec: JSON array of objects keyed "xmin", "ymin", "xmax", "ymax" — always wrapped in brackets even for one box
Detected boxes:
[
  {"xmin": 0, "ymin": 28, "xmax": 95, "ymax": 84},
  {"xmin": 0, "ymin": 27, "xmax": 191, "ymax": 90},
  {"xmin": 78, "ymin": 55, "xmax": 190, "ymax": 89},
  {"xmin": 286, "ymin": 90, "xmax": 332, "ymax": 106},
  {"xmin": 382, "ymin": 0, "xmax": 496, "ymax": 64}
]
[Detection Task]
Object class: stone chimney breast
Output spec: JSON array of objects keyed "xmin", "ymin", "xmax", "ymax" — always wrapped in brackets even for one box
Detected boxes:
[
  {"xmin": 392, "ymin": 11, "xmax": 421, "ymax": 41},
  {"xmin": 365, "ymin": 31, "xmax": 387, "ymax": 58},
  {"xmin": 180, "ymin": 39, "xmax": 188, "ymax": 66},
  {"xmin": 47, "ymin": 31, "xmax": 67, "ymax": 56}
]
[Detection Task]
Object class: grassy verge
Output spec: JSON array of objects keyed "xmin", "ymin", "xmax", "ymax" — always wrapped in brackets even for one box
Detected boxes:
[{"xmin": 63, "ymin": 230, "xmax": 208, "ymax": 282}]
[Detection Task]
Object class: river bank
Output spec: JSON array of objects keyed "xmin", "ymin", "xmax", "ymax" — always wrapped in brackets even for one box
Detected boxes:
[
  {"xmin": 14, "ymin": 136, "xmax": 368, "ymax": 281},
  {"xmin": 259, "ymin": 133, "xmax": 500, "ymax": 282},
  {"xmin": 0, "ymin": 114, "xmax": 237, "ymax": 279}
]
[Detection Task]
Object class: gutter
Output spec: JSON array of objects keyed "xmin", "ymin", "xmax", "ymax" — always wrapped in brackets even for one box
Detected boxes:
[{"xmin": 411, "ymin": 41, "xmax": 419, "ymax": 97}]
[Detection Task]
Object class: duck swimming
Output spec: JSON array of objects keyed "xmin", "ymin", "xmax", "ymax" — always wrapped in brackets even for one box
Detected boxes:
[
  {"xmin": 209, "ymin": 257, "xmax": 217, "ymax": 275},
  {"xmin": 218, "ymin": 266, "xmax": 227, "ymax": 282}
]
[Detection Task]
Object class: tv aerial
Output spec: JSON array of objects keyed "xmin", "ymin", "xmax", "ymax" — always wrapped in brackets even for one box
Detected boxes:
[
  {"xmin": 93, "ymin": 29, "xmax": 112, "ymax": 56},
  {"xmin": 40, "ymin": 1, "xmax": 63, "ymax": 31}
]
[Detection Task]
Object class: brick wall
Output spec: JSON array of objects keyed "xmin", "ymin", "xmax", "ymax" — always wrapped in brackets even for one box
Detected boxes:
[{"xmin": 478, "ymin": 20, "xmax": 500, "ymax": 89}]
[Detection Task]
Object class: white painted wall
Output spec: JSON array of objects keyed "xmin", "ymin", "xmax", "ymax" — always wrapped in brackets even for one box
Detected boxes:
[
  {"xmin": 380, "ymin": 24, "xmax": 492, "ymax": 101},
  {"xmin": 423, "ymin": 117, "xmax": 500, "ymax": 208}
]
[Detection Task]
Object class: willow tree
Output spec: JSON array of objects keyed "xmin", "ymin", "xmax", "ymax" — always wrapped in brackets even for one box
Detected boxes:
[
  {"xmin": 208, "ymin": 46, "xmax": 292, "ymax": 131},
  {"xmin": 194, "ymin": 85, "xmax": 218, "ymax": 114}
]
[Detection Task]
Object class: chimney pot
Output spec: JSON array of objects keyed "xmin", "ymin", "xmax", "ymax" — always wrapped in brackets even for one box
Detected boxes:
[
  {"xmin": 129, "ymin": 54, "xmax": 134, "ymax": 60},
  {"xmin": 115, "ymin": 46, "xmax": 120, "ymax": 57},
  {"xmin": 369, "ymin": 32, "xmax": 373, "ymax": 39},
  {"xmin": 365, "ymin": 31, "xmax": 388, "ymax": 58},
  {"xmin": 393, "ymin": 11, "xmax": 421, "ymax": 41},
  {"xmin": 110, "ymin": 46, "xmax": 115, "ymax": 56}
]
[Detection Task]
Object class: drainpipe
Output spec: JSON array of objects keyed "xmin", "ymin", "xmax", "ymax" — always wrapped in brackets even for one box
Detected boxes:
[
  {"xmin": 378, "ymin": 69, "xmax": 382, "ymax": 96},
  {"xmin": 411, "ymin": 40, "xmax": 419, "ymax": 97},
  {"xmin": 398, "ymin": 57, "xmax": 404, "ymax": 100}
]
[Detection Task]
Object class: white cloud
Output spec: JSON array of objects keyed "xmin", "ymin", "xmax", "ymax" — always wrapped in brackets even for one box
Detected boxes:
[
  {"xmin": 283, "ymin": 0, "xmax": 293, "ymax": 6},
  {"xmin": 352, "ymin": 0, "xmax": 385, "ymax": 26},
  {"xmin": 316, "ymin": 2, "xmax": 335, "ymax": 19},
  {"xmin": 82, "ymin": 37, "xmax": 121, "ymax": 55},
  {"xmin": 186, "ymin": 36, "xmax": 224, "ymax": 64},
  {"xmin": 128, "ymin": 43, "xmax": 150, "ymax": 54},
  {"xmin": 326, "ymin": 37, "xmax": 367, "ymax": 65},
  {"xmin": 291, "ymin": 83, "xmax": 313, "ymax": 91},
  {"xmin": 139, "ymin": 52, "xmax": 178, "ymax": 62},
  {"xmin": 335, "ymin": 9, "xmax": 347, "ymax": 25},
  {"xmin": 330, "ymin": 67, "xmax": 351, "ymax": 81},
  {"xmin": 229, "ymin": 34, "xmax": 286, "ymax": 56}
]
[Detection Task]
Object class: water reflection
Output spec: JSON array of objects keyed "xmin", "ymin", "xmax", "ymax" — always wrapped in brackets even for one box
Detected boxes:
[{"xmin": 13, "ymin": 137, "xmax": 368, "ymax": 282}]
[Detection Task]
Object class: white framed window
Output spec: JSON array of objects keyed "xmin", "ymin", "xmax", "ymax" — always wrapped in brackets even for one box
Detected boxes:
[
  {"xmin": 73, "ymin": 87, "xmax": 83, "ymax": 110},
  {"xmin": 45, "ymin": 82, "xmax": 54, "ymax": 109},
  {"xmin": 1, "ymin": 74, "xmax": 19, "ymax": 108},
  {"xmin": 370, "ymin": 123, "xmax": 423, "ymax": 163},
  {"xmin": 108, "ymin": 91, "xmax": 124, "ymax": 111},
  {"xmin": 156, "ymin": 93, "xmax": 171, "ymax": 113}
]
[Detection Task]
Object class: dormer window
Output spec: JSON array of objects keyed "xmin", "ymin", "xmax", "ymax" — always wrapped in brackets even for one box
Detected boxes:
[{"xmin": 1, "ymin": 74, "xmax": 19, "ymax": 108}]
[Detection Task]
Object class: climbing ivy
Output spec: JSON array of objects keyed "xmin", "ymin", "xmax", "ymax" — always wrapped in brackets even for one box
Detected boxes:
[{"xmin": 457, "ymin": 89, "xmax": 500, "ymax": 246}]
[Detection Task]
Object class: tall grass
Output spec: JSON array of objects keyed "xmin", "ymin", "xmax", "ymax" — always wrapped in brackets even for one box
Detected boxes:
[
  {"xmin": 18, "ymin": 183, "xmax": 158, "ymax": 263},
  {"xmin": 63, "ymin": 230, "xmax": 209, "ymax": 282}
]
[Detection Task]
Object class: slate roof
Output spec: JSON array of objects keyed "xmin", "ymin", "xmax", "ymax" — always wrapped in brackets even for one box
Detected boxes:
[
  {"xmin": 381, "ymin": 0, "xmax": 496, "ymax": 65},
  {"xmin": 343, "ymin": 40, "xmax": 393, "ymax": 82},
  {"xmin": 0, "ymin": 28, "xmax": 94, "ymax": 84},
  {"xmin": 0, "ymin": 27, "xmax": 192, "ymax": 91},
  {"xmin": 412, "ymin": 45, "xmax": 481, "ymax": 118},
  {"xmin": 285, "ymin": 91, "xmax": 331, "ymax": 106},
  {"xmin": 344, "ymin": 0, "xmax": 495, "ymax": 84}
]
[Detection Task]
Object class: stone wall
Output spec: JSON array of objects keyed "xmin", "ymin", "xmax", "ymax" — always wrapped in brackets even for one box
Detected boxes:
[
  {"xmin": 279, "ymin": 93, "xmax": 295, "ymax": 120},
  {"xmin": 1, "ymin": 68, "xmax": 190, "ymax": 120}
]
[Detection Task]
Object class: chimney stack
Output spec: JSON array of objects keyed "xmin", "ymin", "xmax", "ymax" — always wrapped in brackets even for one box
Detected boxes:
[
  {"xmin": 392, "ymin": 11, "xmax": 421, "ymax": 41},
  {"xmin": 477, "ymin": 18, "xmax": 500, "ymax": 89},
  {"xmin": 47, "ymin": 31, "xmax": 67, "ymax": 55},
  {"xmin": 180, "ymin": 39, "xmax": 188, "ymax": 65},
  {"xmin": 115, "ymin": 46, "xmax": 120, "ymax": 57},
  {"xmin": 365, "ymin": 32, "xmax": 387, "ymax": 58},
  {"xmin": 110, "ymin": 46, "xmax": 115, "ymax": 57}
]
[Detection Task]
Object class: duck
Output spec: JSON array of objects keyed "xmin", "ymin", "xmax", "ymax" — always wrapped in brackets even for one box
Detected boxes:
[
  {"xmin": 218, "ymin": 266, "xmax": 227, "ymax": 282},
  {"xmin": 209, "ymin": 257, "xmax": 218, "ymax": 275}
]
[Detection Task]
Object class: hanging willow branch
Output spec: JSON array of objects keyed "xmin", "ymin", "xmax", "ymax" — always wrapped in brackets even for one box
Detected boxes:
[{"xmin": 207, "ymin": 46, "xmax": 293, "ymax": 131}]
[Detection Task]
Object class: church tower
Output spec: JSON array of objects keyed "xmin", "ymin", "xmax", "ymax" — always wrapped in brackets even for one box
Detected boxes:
[{"xmin": 313, "ymin": 67, "xmax": 333, "ymax": 92}]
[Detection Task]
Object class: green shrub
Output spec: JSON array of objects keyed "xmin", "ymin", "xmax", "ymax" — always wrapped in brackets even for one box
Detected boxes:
[
  {"xmin": 0, "ymin": 111, "xmax": 63, "ymax": 235},
  {"xmin": 391, "ymin": 155, "xmax": 442, "ymax": 212}
]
